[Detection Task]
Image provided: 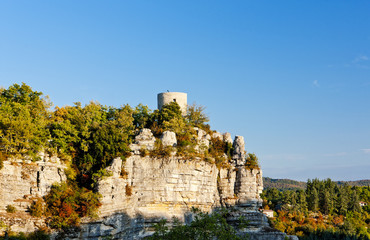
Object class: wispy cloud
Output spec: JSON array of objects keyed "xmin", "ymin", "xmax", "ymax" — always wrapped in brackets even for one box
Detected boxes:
[
  {"xmin": 312, "ymin": 80, "xmax": 320, "ymax": 88},
  {"xmin": 353, "ymin": 55, "xmax": 369, "ymax": 63},
  {"xmin": 361, "ymin": 149, "xmax": 370, "ymax": 154},
  {"xmin": 328, "ymin": 55, "xmax": 370, "ymax": 70},
  {"xmin": 323, "ymin": 152, "xmax": 347, "ymax": 157}
]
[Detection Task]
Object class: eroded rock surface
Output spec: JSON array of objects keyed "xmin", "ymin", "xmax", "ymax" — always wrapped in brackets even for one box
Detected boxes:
[
  {"xmin": 0, "ymin": 129, "xmax": 291, "ymax": 240},
  {"xmin": 129, "ymin": 128, "xmax": 156, "ymax": 154},
  {"xmin": 0, "ymin": 155, "xmax": 66, "ymax": 234},
  {"xmin": 160, "ymin": 131, "xmax": 177, "ymax": 147}
]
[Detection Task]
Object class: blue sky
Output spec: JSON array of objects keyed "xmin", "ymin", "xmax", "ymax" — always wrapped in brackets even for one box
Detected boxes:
[{"xmin": 1, "ymin": 1, "xmax": 369, "ymax": 181}]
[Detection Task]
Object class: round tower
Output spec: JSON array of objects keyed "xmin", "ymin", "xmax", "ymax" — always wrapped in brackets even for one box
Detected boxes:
[{"xmin": 157, "ymin": 92, "xmax": 187, "ymax": 115}]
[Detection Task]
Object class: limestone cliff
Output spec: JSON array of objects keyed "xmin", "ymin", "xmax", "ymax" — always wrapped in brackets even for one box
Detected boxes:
[
  {"xmin": 0, "ymin": 154, "xmax": 66, "ymax": 233},
  {"xmin": 57, "ymin": 129, "xmax": 290, "ymax": 239},
  {"xmin": 0, "ymin": 129, "xmax": 293, "ymax": 239}
]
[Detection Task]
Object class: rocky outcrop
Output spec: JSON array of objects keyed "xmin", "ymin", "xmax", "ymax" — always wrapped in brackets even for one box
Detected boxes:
[
  {"xmin": 212, "ymin": 131, "xmax": 223, "ymax": 140},
  {"xmin": 194, "ymin": 127, "xmax": 211, "ymax": 152},
  {"xmin": 0, "ymin": 155, "xmax": 66, "ymax": 212},
  {"xmin": 57, "ymin": 130, "xmax": 283, "ymax": 239},
  {"xmin": 59, "ymin": 152, "xmax": 269, "ymax": 239},
  {"xmin": 223, "ymin": 132, "xmax": 233, "ymax": 144},
  {"xmin": 0, "ymin": 129, "xmax": 290, "ymax": 240},
  {"xmin": 233, "ymin": 135, "xmax": 246, "ymax": 160},
  {"xmin": 129, "ymin": 128, "xmax": 156, "ymax": 155},
  {"xmin": 0, "ymin": 154, "xmax": 67, "ymax": 234},
  {"xmin": 160, "ymin": 131, "xmax": 177, "ymax": 147}
]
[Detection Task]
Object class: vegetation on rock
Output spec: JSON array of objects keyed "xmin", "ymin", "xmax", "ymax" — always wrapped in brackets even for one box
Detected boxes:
[
  {"xmin": 262, "ymin": 178, "xmax": 370, "ymax": 239},
  {"xmin": 263, "ymin": 177, "xmax": 370, "ymax": 191},
  {"xmin": 0, "ymin": 83, "xmax": 260, "ymax": 232},
  {"xmin": 44, "ymin": 182, "xmax": 101, "ymax": 229},
  {"xmin": 146, "ymin": 207, "xmax": 248, "ymax": 240},
  {"xmin": 5, "ymin": 205, "xmax": 16, "ymax": 213}
]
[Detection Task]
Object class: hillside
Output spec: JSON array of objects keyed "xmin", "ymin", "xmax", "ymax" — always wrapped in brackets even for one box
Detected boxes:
[
  {"xmin": 263, "ymin": 177, "xmax": 306, "ymax": 191},
  {"xmin": 263, "ymin": 177, "xmax": 370, "ymax": 191}
]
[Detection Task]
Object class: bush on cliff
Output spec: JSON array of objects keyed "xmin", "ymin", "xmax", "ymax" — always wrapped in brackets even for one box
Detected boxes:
[
  {"xmin": 6, "ymin": 205, "xmax": 16, "ymax": 213},
  {"xmin": 44, "ymin": 182, "xmax": 101, "ymax": 229},
  {"xmin": 29, "ymin": 199, "xmax": 45, "ymax": 217},
  {"xmin": 245, "ymin": 153, "xmax": 259, "ymax": 170},
  {"xmin": 146, "ymin": 208, "xmax": 248, "ymax": 240}
]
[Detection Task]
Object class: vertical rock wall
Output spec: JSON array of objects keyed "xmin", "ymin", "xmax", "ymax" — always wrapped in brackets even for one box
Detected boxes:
[
  {"xmin": 0, "ymin": 129, "xmax": 290, "ymax": 239},
  {"xmin": 0, "ymin": 155, "xmax": 66, "ymax": 233},
  {"xmin": 70, "ymin": 153, "xmax": 266, "ymax": 239}
]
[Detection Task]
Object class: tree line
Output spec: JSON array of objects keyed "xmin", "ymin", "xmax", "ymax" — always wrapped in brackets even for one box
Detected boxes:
[
  {"xmin": 0, "ymin": 83, "xmax": 259, "ymax": 233},
  {"xmin": 262, "ymin": 178, "xmax": 370, "ymax": 239}
]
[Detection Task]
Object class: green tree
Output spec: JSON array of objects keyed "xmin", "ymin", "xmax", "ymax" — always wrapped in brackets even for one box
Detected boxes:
[
  {"xmin": 150, "ymin": 102, "xmax": 185, "ymax": 136},
  {"xmin": 336, "ymin": 187, "xmax": 349, "ymax": 215},
  {"xmin": 309, "ymin": 188, "xmax": 319, "ymax": 212},
  {"xmin": 133, "ymin": 104, "xmax": 152, "ymax": 129},
  {"xmin": 49, "ymin": 102, "xmax": 134, "ymax": 188},
  {"xmin": 320, "ymin": 189, "xmax": 333, "ymax": 215},
  {"xmin": 186, "ymin": 104, "xmax": 209, "ymax": 129},
  {"xmin": 349, "ymin": 190, "xmax": 361, "ymax": 213},
  {"xmin": 0, "ymin": 83, "xmax": 51, "ymax": 159},
  {"xmin": 297, "ymin": 190, "xmax": 308, "ymax": 212}
]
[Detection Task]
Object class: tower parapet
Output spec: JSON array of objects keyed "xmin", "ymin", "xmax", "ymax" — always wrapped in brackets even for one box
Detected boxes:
[{"xmin": 157, "ymin": 92, "xmax": 187, "ymax": 114}]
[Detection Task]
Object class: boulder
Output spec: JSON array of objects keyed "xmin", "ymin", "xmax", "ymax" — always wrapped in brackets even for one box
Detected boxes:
[
  {"xmin": 223, "ymin": 132, "xmax": 233, "ymax": 144},
  {"xmin": 160, "ymin": 131, "xmax": 177, "ymax": 147},
  {"xmin": 193, "ymin": 127, "xmax": 210, "ymax": 151},
  {"xmin": 129, "ymin": 128, "xmax": 156, "ymax": 154},
  {"xmin": 212, "ymin": 131, "xmax": 223, "ymax": 140},
  {"xmin": 233, "ymin": 136, "xmax": 246, "ymax": 160}
]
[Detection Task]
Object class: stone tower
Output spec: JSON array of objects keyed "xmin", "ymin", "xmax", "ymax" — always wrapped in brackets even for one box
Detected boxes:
[{"xmin": 157, "ymin": 92, "xmax": 187, "ymax": 114}]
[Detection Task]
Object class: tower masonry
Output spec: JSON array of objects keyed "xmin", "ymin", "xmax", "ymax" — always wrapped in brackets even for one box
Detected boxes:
[{"xmin": 157, "ymin": 92, "xmax": 187, "ymax": 114}]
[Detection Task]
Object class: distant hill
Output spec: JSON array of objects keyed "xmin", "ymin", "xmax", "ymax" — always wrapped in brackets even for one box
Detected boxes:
[
  {"xmin": 263, "ymin": 177, "xmax": 370, "ymax": 191},
  {"xmin": 263, "ymin": 177, "xmax": 306, "ymax": 191},
  {"xmin": 336, "ymin": 179, "xmax": 370, "ymax": 187}
]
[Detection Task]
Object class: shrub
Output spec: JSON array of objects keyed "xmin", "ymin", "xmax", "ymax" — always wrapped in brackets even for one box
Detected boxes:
[
  {"xmin": 139, "ymin": 147, "xmax": 149, "ymax": 157},
  {"xmin": 6, "ymin": 205, "xmax": 16, "ymax": 213},
  {"xmin": 125, "ymin": 184, "xmax": 133, "ymax": 196},
  {"xmin": 146, "ymin": 208, "xmax": 248, "ymax": 240},
  {"xmin": 29, "ymin": 199, "xmax": 44, "ymax": 217},
  {"xmin": 149, "ymin": 140, "xmax": 172, "ymax": 158},
  {"xmin": 0, "ymin": 152, "xmax": 6, "ymax": 170},
  {"xmin": 27, "ymin": 228, "xmax": 50, "ymax": 240},
  {"xmin": 245, "ymin": 153, "xmax": 260, "ymax": 170},
  {"xmin": 121, "ymin": 167, "xmax": 129, "ymax": 179},
  {"xmin": 44, "ymin": 182, "xmax": 101, "ymax": 229}
]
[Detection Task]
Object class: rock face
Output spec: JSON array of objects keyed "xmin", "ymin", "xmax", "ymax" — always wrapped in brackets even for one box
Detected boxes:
[
  {"xmin": 160, "ymin": 131, "xmax": 177, "ymax": 147},
  {"xmin": 129, "ymin": 128, "xmax": 156, "ymax": 155},
  {"xmin": 194, "ymin": 127, "xmax": 211, "ymax": 152},
  {"xmin": 61, "ymin": 154, "xmax": 270, "ymax": 239},
  {"xmin": 0, "ymin": 129, "xmax": 290, "ymax": 240},
  {"xmin": 0, "ymin": 155, "xmax": 66, "ymax": 233},
  {"xmin": 223, "ymin": 132, "xmax": 233, "ymax": 144},
  {"xmin": 58, "ymin": 129, "xmax": 288, "ymax": 239},
  {"xmin": 233, "ymin": 135, "xmax": 246, "ymax": 160}
]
